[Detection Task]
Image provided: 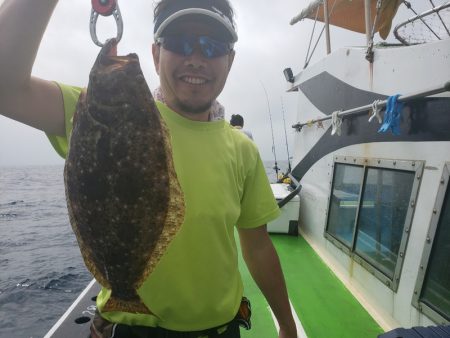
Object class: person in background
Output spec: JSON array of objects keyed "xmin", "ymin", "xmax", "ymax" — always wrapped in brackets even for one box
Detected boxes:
[
  {"xmin": 230, "ymin": 113, "xmax": 254, "ymax": 140},
  {"xmin": 0, "ymin": 0, "xmax": 297, "ymax": 337}
]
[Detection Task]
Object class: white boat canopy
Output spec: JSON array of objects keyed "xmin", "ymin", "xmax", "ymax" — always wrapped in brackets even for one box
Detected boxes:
[{"xmin": 290, "ymin": 0, "xmax": 403, "ymax": 39}]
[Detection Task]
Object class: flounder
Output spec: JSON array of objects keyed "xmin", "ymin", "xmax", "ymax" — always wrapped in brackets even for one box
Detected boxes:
[{"xmin": 64, "ymin": 39, "xmax": 184, "ymax": 314}]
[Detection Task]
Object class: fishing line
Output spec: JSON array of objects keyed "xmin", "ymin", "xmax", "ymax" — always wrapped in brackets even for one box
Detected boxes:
[
  {"xmin": 280, "ymin": 96, "xmax": 292, "ymax": 174},
  {"xmin": 260, "ymin": 81, "xmax": 279, "ymax": 178}
]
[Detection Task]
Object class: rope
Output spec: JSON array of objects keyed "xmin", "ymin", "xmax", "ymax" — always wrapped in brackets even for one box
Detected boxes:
[
  {"xmin": 369, "ymin": 99, "xmax": 383, "ymax": 123},
  {"xmin": 304, "ymin": 6, "xmax": 320, "ymax": 69},
  {"xmin": 305, "ymin": 0, "xmax": 339, "ymax": 68},
  {"xmin": 331, "ymin": 110, "xmax": 342, "ymax": 136}
]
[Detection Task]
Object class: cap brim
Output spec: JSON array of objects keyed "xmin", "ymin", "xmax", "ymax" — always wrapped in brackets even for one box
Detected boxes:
[{"xmin": 154, "ymin": 8, "xmax": 238, "ymax": 43}]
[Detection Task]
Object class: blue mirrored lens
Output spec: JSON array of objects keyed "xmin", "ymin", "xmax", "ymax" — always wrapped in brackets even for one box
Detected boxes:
[
  {"xmin": 160, "ymin": 35, "xmax": 230, "ymax": 58},
  {"xmin": 199, "ymin": 36, "xmax": 229, "ymax": 58}
]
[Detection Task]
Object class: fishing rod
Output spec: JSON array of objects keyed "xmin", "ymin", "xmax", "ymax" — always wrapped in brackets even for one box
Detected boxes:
[
  {"xmin": 260, "ymin": 81, "xmax": 279, "ymax": 178},
  {"xmin": 280, "ymin": 97, "xmax": 292, "ymax": 174}
]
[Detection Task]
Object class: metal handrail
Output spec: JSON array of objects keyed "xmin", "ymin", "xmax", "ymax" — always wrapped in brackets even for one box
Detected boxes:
[
  {"xmin": 292, "ymin": 81, "xmax": 450, "ymax": 132},
  {"xmin": 278, "ymin": 184, "xmax": 302, "ymax": 209},
  {"xmin": 394, "ymin": 2, "xmax": 450, "ymax": 45}
]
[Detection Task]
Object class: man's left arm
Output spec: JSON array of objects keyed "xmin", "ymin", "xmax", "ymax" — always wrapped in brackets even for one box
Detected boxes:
[{"xmin": 238, "ymin": 225, "xmax": 297, "ymax": 338}]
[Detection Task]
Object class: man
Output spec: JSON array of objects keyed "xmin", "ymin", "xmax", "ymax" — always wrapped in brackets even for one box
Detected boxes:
[
  {"xmin": 0, "ymin": 0, "xmax": 297, "ymax": 337},
  {"xmin": 230, "ymin": 114, "xmax": 254, "ymax": 140}
]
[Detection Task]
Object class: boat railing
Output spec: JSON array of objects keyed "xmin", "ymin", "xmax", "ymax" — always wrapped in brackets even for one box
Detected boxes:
[
  {"xmin": 292, "ymin": 81, "xmax": 450, "ymax": 132},
  {"xmin": 394, "ymin": 1, "xmax": 450, "ymax": 45},
  {"xmin": 290, "ymin": 1, "xmax": 450, "ymax": 68},
  {"xmin": 277, "ymin": 182, "xmax": 302, "ymax": 209}
]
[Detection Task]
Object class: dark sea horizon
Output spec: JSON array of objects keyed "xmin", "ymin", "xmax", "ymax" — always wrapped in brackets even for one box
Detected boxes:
[{"xmin": 0, "ymin": 160, "xmax": 289, "ymax": 338}]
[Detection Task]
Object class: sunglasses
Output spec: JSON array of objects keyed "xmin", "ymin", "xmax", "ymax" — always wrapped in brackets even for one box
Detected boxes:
[{"xmin": 157, "ymin": 34, "xmax": 233, "ymax": 59}]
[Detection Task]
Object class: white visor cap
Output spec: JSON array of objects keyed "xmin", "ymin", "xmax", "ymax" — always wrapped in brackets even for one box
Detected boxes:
[{"xmin": 154, "ymin": 7, "xmax": 238, "ymax": 43}]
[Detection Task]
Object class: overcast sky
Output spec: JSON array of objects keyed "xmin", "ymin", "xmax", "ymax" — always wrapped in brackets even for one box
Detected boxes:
[{"xmin": 0, "ymin": 0, "xmax": 431, "ymax": 166}]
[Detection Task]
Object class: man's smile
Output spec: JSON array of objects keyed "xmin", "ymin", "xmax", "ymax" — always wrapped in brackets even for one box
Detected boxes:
[{"xmin": 180, "ymin": 75, "xmax": 208, "ymax": 85}]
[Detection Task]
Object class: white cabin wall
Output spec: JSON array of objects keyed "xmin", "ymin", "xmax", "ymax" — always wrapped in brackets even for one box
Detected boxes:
[
  {"xmin": 291, "ymin": 37, "xmax": 450, "ymax": 329},
  {"xmin": 398, "ymin": 152, "xmax": 448, "ymax": 327},
  {"xmin": 291, "ymin": 39, "xmax": 450, "ymax": 167},
  {"xmin": 298, "ymin": 142, "xmax": 450, "ymax": 330},
  {"xmin": 292, "ymin": 91, "xmax": 329, "ymax": 162},
  {"xmin": 372, "ymin": 40, "xmax": 450, "ymax": 94}
]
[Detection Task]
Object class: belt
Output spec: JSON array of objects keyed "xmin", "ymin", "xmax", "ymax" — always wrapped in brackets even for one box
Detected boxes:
[
  {"xmin": 90, "ymin": 311, "xmax": 233, "ymax": 338},
  {"xmin": 90, "ymin": 323, "xmax": 231, "ymax": 338},
  {"xmin": 90, "ymin": 297, "xmax": 250, "ymax": 338}
]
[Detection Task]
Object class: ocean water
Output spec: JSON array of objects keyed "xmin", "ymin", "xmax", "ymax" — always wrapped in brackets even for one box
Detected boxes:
[
  {"xmin": 0, "ymin": 165, "xmax": 90, "ymax": 338},
  {"xmin": 0, "ymin": 160, "xmax": 289, "ymax": 338}
]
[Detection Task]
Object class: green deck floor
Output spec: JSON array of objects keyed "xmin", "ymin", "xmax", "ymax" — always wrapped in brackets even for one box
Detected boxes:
[{"xmin": 238, "ymin": 233, "xmax": 384, "ymax": 338}]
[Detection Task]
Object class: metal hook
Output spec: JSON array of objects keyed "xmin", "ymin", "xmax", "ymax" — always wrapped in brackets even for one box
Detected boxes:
[{"xmin": 90, "ymin": 0, "xmax": 123, "ymax": 47}]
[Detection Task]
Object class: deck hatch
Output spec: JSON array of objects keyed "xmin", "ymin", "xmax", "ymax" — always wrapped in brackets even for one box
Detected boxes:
[
  {"xmin": 324, "ymin": 156, "xmax": 424, "ymax": 291},
  {"xmin": 412, "ymin": 162, "xmax": 450, "ymax": 324}
]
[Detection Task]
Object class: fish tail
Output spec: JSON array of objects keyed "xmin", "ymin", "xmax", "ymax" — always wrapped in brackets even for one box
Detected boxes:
[{"xmin": 102, "ymin": 293, "xmax": 152, "ymax": 315}]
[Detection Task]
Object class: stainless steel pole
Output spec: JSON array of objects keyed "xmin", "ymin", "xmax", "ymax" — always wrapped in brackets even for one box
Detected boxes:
[
  {"xmin": 292, "ymin": 81, "xmax": 450, "ymax": 130},
  {"xmin": 323, "ymin": 0, "xmax": 331, "ymax": 54},
  {"xmin": 365, "ymin": 0, "xmax": 372, "ymax": 46}
]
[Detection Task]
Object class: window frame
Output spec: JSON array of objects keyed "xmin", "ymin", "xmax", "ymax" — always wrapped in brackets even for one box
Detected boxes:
[
  {"xmin": 412, "ymin": 162, "xmax": 450, "ymax": 324},
  {"xmin": 324, "ymin": 156, "xmax": 424, "ymax": 291}
]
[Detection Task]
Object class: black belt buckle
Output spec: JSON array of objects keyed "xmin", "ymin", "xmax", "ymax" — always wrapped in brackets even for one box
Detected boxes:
[{"xmin": 235, "ymin": 297, "xmax": 251, "ymax": 330}]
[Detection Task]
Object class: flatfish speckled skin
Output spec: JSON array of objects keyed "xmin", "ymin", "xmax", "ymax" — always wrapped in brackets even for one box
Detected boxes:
[{"xmin": 64, "ymin": 39, "xmax": 184, "ymax": 314}]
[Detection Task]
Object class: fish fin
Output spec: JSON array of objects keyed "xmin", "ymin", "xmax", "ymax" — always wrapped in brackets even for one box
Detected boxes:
[{"xmin": 102, "ymin": 294, "xmax": 152, "ymax": 315}]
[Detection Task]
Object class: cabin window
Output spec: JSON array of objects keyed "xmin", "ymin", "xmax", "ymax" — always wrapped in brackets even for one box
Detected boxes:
[
  {"xmin": 413, "ymin": 163, "xmax": 450, "ymax": 323},
  {"xmin": 325, "ymin": 157, "xmax": 423, "ymax": 291},
  {"xmin": 354, "ymin": 168, "xmax": 415, "ymax": 279},
  {"xmin": 327, "ymin": 163, "xmax": 364, "ymax": 247}
]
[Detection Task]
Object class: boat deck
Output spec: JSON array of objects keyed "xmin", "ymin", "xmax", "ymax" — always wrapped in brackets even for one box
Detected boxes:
[
  {"xmin": 240, "ymin": 234, "xmax": 384, "ymax": 338},
  {"xmin": 45, "ymin": 233, "xmax": 384, "ymax": 338}
]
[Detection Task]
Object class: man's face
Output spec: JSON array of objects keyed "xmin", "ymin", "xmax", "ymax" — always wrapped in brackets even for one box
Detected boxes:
[{"xmin": 152, "ymin": 20, "xmax": 235, "ymax": 121}]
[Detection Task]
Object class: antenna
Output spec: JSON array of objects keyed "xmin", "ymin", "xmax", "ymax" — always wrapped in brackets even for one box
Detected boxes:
[
  {"xmin": 280, "ymin": 97, "xmax": 292, "ymax": 174},
  {"xmin": 260, "ymin": 81, "xmax": 279, "ymax": 178}
]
